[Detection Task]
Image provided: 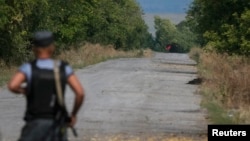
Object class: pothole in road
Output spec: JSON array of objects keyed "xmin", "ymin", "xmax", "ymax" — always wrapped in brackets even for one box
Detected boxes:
[{"xmin": 175, "ymin": 109, "xmax": 201, "ymax": 113}]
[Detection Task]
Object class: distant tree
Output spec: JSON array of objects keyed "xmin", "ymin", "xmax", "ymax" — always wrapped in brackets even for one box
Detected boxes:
[
  {"xmin": 176, "ymin": 21, "xmax": 198, "ymax": 51},
  {"xmin": 154, "ymin": 16, "xmax": 197, "ymax": 53}
]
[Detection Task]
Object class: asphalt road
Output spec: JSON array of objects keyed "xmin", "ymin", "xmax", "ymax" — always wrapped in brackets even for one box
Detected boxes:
[{"xmin": 0, "ymin": 53, "xmax": 207, "ymax": 141}]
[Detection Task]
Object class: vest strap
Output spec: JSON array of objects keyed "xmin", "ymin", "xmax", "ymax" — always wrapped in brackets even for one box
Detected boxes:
[{"xmin": 53, "ymin": 60, "xmax": 64, "ymax": 107}]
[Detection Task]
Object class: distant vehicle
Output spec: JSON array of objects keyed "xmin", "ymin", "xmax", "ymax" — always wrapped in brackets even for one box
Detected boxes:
[
  {"xmin": 166, "ymin": 45, "xmax": 172, "ymax": 51},
  {"xmin": 165, "ymin": 43, "xmax": 183, "ymax": 53}
]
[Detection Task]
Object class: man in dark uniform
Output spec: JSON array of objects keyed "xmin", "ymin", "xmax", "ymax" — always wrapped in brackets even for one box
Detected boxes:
[{"xmin": 8, "ymin": 31, "xmax": 85, "ymax": 141}]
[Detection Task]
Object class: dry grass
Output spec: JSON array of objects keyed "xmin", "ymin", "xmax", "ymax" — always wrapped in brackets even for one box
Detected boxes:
[
  {"xmin": 88, "ymin": 137, "xmax": 204, "ymax": 141},
  {"xmin": 82, "ymin": 134, "xmax": 207, "ymax": 141},
  {"xmin": 0, "ymin": 44, "xmax": 152, "ymax": 86},
  {"xmin": 189, "ymin": 47, "xmax": 203, "ymax": 63},
  {"xmin": 58, "ymin": 43, "xmax": 152, "ymax": 69},
  {"xmin": 199, "ymin": 53, "xmax": 250, "ymax": 108},
  {"xmin": 0, "ymin": 60, "xmax": 16, "ymax": 86},
  {"xmin": 192, "ymin": 48, "xmax": 250, "ymax": 123}
]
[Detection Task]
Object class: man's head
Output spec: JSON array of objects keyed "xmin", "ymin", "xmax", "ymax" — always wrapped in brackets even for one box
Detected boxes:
[{"xmin": 32, "ymin": 31, "xmax": 55, "ymax": 58}]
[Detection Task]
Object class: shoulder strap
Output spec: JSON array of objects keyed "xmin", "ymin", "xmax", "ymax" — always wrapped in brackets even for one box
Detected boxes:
[
  {"xmin": 54, "ymin": 60, "xmax": 78, "ymax": 137},
  {"xmin": 54, "ymin": 60, "xmax": 65, "ymax": 107},
  {"xmin": 30, "ymin": 60, "xmax": 37, "ymax": 72}
]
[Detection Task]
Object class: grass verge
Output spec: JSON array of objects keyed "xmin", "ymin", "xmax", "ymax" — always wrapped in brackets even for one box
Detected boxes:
[
  {"xmin": 58, "ymin": 43, "xmax": 152, "ymax": 69},
  {"xmin": 190, "ymin": 47, "xmax": 250, "ymax": 124},
  {"xmin": 87, "ymin": 137, "xmax": 206, "ymax": 141},
  {"xmin": 0, "ymin": 44, "xmax": 152, "ymax": 87},
  {"xmin": 82, "ymin": 134, "xmax": 207, "ymax": 141},
  {"xmin": 0, "ymin": 67, "xmax": 16, "ymax": 86}
]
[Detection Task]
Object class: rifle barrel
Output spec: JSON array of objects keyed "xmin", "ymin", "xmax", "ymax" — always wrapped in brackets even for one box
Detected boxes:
[{"xmin": 71, "ymin": 127, "xmax": 78, "ymax": 137}]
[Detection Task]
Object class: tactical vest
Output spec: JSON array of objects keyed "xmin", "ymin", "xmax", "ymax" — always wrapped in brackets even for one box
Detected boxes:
[{"xmin": 25, "ymin": 60, "xmax": 67, "ymax": 121}]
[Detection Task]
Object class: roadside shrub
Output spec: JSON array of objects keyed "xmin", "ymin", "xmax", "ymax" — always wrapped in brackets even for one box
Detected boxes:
[
  {"xmin": 189, "ymin": 47, "xmax": 203, "ymax": 63},
  {"xmin": 199, "ymin": 52, "xmax": 250, "ymax": 123}
]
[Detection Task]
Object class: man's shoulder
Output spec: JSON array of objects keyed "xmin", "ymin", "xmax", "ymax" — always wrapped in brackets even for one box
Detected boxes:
[
  {"xmin": 20, "ymin": 62, "xmax": 31, "ymax": 69},
  {"xmin": 19, "ymin": 62, "xmax": 32, "ymax": 77}
]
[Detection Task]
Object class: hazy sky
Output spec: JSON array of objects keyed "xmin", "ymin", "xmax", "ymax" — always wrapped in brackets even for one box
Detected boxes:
[
  {"xmin": 137, "ymin": 0, "xmax": 193, "ymax": 14},
  {"xmin": 136, "ymin": 0, "xmax": 193, "ymax": 35}
]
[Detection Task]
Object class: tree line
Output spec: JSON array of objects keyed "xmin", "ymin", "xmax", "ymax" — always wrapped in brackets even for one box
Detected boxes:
[
  {"xmin": 0, "ymin": 0, "xmax": 152, "ymax": 64},
  {"xmin": 152, "ymin": 16, "xmax": 197, "ymax": 53},
  {"xmin": 3, "ymin": 0, "xmax": 246, "ymax": 65},
  {"xmin": 187, "ymin": 0, "xmax": 250, "ymax": 56},
  {"xmin": 153, "ymin": 0, "xmax": 250, "ymax": 55}
]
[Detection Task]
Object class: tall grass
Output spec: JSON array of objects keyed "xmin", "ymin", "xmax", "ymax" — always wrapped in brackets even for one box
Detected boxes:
[
  {"xmin": 58, "ymin": 43, "xmax": 152, "ymax": 69},
  {"xmin": 83, "ymin": 135, "xmax": 206, "ymax": 141},
  {"xmin": 0, "ymin": 44, "xmax": 152, "ymax": 86},
  {"xmin": 190, "ymin": 48, "xmax": 250, "ymax": 123},
  {"xmin": 189, "ymin": 47, "xmax": 202, "ymax": 63},
  {"xmin": 0, "ymin": 66, "xmax": 16, "ymax": 86}
]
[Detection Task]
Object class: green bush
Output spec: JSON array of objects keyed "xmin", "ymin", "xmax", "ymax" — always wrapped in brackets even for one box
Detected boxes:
[
  {"xmin": 153, "ymin": 16, "xmax": 197, "ymax": 53},
  {"xmin": 187, "ymin": 0, "xmax": 250, "ymax": 56},
  {"xmin": 0, "ymin": 0, "xmax": 152, "ymax": 64}
]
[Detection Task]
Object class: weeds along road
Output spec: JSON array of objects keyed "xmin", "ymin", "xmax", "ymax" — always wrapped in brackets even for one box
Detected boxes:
[{"xmin": 0, "ymin": 53, "xmax": 207, "ymax": 141}]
